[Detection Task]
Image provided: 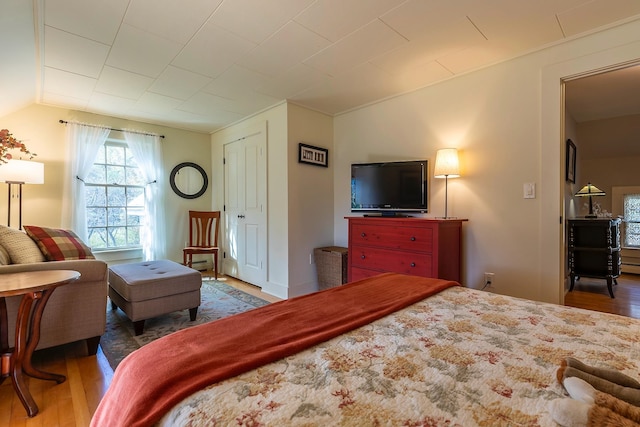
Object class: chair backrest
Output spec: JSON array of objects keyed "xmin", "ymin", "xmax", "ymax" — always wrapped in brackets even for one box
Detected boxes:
[{"xmin": 188, "ymin": 211, "xmax": 220, "ymax": 248}]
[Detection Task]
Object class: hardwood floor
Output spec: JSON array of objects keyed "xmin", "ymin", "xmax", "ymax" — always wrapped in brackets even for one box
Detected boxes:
[
  {"xmin": 2, "ymin": 272, "xmax": 638, "ymax": 426},
  {"xmin": 564, "ymin": 272, "xmax": 640, "ymax": 319}
]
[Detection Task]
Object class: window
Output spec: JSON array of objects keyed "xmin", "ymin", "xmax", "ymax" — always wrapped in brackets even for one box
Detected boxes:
[
  {"xmin": 85, "ymin": 141, "xmax": 146, "ymax": 250},
  {"xmin": 624, "ymin": 193, "xmax": 640, "ymax": 248}
]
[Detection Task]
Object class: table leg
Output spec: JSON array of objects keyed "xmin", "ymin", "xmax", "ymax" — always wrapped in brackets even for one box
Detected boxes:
[
  {"xmin": 21, "ymin": 289, "xmax": 66, "ymax": 383},
  {"xmin": 11, "ymin": 291, "xmax": 39, "ymax": 417},
  {"xmin": 12, "ymin": 289, "xmax": 66, "ymax": 417}
]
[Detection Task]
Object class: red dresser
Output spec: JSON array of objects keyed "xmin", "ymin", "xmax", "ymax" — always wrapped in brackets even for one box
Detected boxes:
[{"xmin": 346, "ymin": 217, "xmax": 466, "ymax": 283}]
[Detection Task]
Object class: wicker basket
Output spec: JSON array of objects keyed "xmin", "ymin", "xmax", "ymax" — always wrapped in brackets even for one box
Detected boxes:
[{"xmin": 314, "ymin": 246, "xmax": 348, "ymax": 290}]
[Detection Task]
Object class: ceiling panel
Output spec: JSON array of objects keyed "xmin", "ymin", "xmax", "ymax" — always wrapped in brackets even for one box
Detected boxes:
[
  {"xmin": 558, "ymin": 0, "xmax": 640, "ymax": 36},
  {"xmin": 123, "ymin": 0, "xmax": 223, "ymax": 44},
  {"xmin": 294, "ymin": 0, "xmax": 405, "ymax": 42},
  {"xmin": 44, "ymin": 26, "xmax": 109, "ymax": 78},
  {"xmin": 172, "ymin": 22, "xmax": 256, "ymax": 78},
  {"xmin": 237, "ymin": 21, "xmax": 331, "ymax": 77},
  {"xmin": 43, "ymin": 67, "xmax": 96, "ymax": 100},
  {"xmin": 304, "ymin": 19, "xmax": 408, "ymax": 76},
  {"xmin": 44, "ymin": 0, "xmax": 128, "ymax": 44},
  {"xmin": 207, "ymin": 0, "xmax": 315, "ymax": 44},
  {"xmin": 149, "ymin": 66, "xmax": 212, "ymax": 100},
  {"xmin": 106, "ymin": 24, "xmax": 184, "ymax": 78},
  {"xmin": 94, "ymin": 66, "xmax": 154, "ymax": 99}
]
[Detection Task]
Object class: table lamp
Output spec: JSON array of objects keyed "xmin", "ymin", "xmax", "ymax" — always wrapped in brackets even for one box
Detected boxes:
[
  {"xmin": 434, "ymin": 148, "xmax": 460, "ymax": 219},
  {"xmin": 575, "ymin": 182, "xmax": 605, "ymax": 218}
]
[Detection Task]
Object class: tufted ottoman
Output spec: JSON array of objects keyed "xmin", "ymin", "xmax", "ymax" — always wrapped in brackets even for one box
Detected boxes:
[{"xmin": 108, "ymin": 260, "xmax": 202, "ymax": 335}]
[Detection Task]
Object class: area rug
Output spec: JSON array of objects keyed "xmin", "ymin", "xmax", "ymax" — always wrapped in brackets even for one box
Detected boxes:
[{"xmin": 100, "ymin": 279, "xmax": 269, "ymax": 370}]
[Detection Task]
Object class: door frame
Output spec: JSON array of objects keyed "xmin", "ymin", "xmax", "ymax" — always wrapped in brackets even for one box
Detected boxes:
[{"xmin": 542, "ymin": 43, "xmax": 640, "ymax": 305}]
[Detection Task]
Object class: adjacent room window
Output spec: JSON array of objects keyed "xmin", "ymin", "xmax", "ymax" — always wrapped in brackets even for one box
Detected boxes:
[
  {"xmin": 84, "ymin": 141, "xmax": 146, "ymax": 250},
  {"xmin": 623, "ymin": 193, "xmax": 640, "ymax": 248}
]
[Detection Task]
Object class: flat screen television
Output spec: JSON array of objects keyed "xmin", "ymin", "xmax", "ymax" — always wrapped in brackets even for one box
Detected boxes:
[{"xmin": 351, "ymin": 160, "xmax": 428, "ymax": 215}]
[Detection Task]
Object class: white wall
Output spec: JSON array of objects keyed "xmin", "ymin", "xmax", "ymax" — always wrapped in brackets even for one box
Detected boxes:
[
  {"xmin": 211, "ymin": 102, "xmax": 333, "ymax": 298},
  {"xmin": 287, "ymin": 103, "xmax": 334, "ymax": 296},
  {"xmin": 0, "ymin": 104, "xmax": 212, "ymax": 264},
  {"xmin": 334, "ymin": 18, "xmax": 640, "ymax": 303}
]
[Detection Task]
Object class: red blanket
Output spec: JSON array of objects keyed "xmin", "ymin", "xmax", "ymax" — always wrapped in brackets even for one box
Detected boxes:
[{"xmin": 91, "ymin": 273, "xmax": 458, "ymax": 427}]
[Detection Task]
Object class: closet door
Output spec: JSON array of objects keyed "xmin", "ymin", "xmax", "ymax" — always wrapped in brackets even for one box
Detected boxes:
[{"xmin": 223, "ymin": 123, "xmax": 267, "ymax": 287}]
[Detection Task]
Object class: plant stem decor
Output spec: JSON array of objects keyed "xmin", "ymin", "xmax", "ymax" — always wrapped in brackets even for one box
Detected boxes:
[{"xmin": 0, "ymin": 129, "xmax": 36, "ymax": 164}]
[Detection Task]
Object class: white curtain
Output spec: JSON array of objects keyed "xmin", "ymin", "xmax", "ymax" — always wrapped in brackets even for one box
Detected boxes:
[
  {"xmin": 62, "ymin": 123, "xmax": 110, "ymax": 242},
  {"xmin": 124, "ymin": 131, "xmax": 166, "ymax": 261}
]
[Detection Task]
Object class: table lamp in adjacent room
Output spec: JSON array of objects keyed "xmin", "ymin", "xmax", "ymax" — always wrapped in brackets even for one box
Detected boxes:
[
  {"xmin": 0, "ymin": 159, "xmax": 44, "ymax": 229},
  {"xmin": 434, "ymin": 148, "xmax": 460, "ymax": 219},
  {"xmin": 575, "ymin": 182, "xmax": 605, "ymax": 218}
]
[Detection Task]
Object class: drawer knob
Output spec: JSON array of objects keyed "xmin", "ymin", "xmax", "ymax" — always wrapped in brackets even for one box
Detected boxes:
[
  {"xmin": 410, "ymin": 236, "xmax": 416, "ymax": 241},
  {"xmin": 361, "ymin": 232, "xmax": 366, "ymax": 237},
  {"xmin": 410, "ymin": 262, "xmax": 416, "ymax": 267},
  {"xmin": 361, "ymin": 255, "xmax": 366, "ymax": 259}
]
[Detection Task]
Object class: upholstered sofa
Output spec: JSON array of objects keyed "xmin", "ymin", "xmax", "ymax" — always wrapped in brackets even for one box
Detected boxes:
[{"xmin": 0, "ymin": 225, "xmax": 108, "ymax": 355}]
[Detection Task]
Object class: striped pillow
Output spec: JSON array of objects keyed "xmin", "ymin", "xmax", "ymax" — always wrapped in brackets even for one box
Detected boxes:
[{"xmin": 24, "ymin": 226, "xmax": 95, "ymax": 261}]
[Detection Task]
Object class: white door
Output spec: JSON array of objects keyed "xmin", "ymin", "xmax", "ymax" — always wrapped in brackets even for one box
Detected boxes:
[{"xmin": 223, "ymin": 125, "xmax": 267, "ymax": 287}]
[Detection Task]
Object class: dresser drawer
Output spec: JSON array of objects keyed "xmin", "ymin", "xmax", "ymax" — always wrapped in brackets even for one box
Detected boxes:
[
  {"xmin": 351, "ymin": 223, "xmax": 433, "ymax": 252},
  {"xmin": 350, "ymin": 246, "xmax": 432, "ymax": 276}
]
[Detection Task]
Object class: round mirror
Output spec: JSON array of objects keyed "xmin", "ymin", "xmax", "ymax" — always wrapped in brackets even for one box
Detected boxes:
[{"xmin": 170, "ymin": 162, "xmax": 208, "ymax": 199}]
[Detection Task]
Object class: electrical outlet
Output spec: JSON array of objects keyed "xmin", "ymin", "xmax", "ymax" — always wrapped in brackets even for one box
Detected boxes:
[{"xmin": 484, "ymin": 272, "xmax": 495, "ymax": 288}]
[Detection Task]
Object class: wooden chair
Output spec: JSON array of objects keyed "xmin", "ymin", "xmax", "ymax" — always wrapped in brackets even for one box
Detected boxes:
[{"xmin": 183, "ymin": 211, "xmax": 220, "ymax": 279}]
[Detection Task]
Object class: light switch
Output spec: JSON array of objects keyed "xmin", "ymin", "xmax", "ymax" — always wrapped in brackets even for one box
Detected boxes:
[{"xmin": 524, "ymin": 183, "xmax": 535, "ymax": 199}]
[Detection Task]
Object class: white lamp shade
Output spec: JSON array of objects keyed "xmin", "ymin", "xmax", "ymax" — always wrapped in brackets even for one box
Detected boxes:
[
  {"xmin": 434, "ymin": 148, "xmax": 460, "ymax": 178},
  {"xmin": 0, "ymin": 159, "xmax": 44, "ymax": 184}
]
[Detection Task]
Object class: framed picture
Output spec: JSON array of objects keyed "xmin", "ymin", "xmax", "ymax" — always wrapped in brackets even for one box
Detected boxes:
[
  {"xmin": 298, "ymin": 143, "xmax": 328, "ymax": 167},
  {"xmin": 566, "ymin": 139, "xmax": 576, "ymax": 183}
]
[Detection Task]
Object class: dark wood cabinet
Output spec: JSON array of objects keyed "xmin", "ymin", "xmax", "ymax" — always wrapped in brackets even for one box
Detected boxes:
[
  {"xmin": 346, "ymin": 217, "xmax": 466, "ymax": 283},
  {"xmin": 568, "ymin": 218, "xmax": 621, "ymax": 298}
]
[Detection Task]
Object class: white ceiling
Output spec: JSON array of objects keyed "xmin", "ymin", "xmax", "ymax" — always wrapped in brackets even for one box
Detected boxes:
[{"xmin": 2, "ymin": 0, "xmax": 640, "ymax": 134}]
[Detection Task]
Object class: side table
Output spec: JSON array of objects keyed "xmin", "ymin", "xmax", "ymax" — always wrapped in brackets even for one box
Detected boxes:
[{"xmin": 0, "ymin": 270, "xmax": 80, "ymax": 417}]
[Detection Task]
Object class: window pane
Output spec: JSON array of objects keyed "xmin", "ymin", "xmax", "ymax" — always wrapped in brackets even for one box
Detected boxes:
[
  {"xmin": 107, "ymin": 165, "xmax": 125, "ymax": 185},
  {"xmin": 127, "ymin": 226, "xmax": 141, "ymax": 246},
  {"xmin": 106, "ymin": 145, "xmax": 125, "ymax": 165},
  {"xmin": 126, "ymin": 167, "xmax": 145, "ymax": 186},
  {"xmin": 86, "ymin": 186, "xmax": 106, "ymax": 206},
  {"xmin": 626, "ymin": 223, "xmax": 640, "ymax": 247},
  {"xmin": 108, "ymin": 207, "xmax": 126, "ymax": 226},
  {"xmin": 87, "ymin": 207, "xmax": 106, "ymax": 227},
  {"xmin": 107, "ymin": 186, "xmax": 126, "ymax": 206},
  {"xmin": 88, "ymin": 228, "xmax": 107, "ymax": 249},
  {"xmin": 108, "ymin": 227, "xmax": 127, "ymax": 246},
  {"xmin": 127, "ymin": 187, "xmax": 144, "ymax": 206},
  {"xmin": 86, "ymin": 165, "xmax": 106, "ymax": 184},
  {"xmin": 624, "ymin": 194, "xmax": 640, "ymax": 221},
  {"xmin": 127, "ymin": 211, "xmax": 142, "ymax": 225}
]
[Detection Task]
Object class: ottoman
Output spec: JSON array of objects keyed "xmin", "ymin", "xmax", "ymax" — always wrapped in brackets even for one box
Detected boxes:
[{"xmin": 108, "ymin": 260, "xmax": 202, "ymax": 335}]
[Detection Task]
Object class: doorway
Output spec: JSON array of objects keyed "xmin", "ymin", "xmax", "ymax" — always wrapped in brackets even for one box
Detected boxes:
[{"xmin": 562, "ymin": 63, "xmax": 640, "ymax": 314}]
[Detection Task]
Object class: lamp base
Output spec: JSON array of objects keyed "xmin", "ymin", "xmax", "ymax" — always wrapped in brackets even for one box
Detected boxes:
[{"xmin": 584, "ymin": 214, "xmax": 598, "ymax": 218}]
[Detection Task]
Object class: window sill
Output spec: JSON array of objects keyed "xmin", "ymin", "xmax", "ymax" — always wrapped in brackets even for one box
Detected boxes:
[{"xmin": 93, "ymin": 248, "xmax": 143, "ymax": 264}]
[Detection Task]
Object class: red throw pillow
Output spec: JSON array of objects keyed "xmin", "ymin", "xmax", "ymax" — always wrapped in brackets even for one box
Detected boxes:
[{"xmin": 24, "ymin": 226, "xmax": 95, "ymax": 261}]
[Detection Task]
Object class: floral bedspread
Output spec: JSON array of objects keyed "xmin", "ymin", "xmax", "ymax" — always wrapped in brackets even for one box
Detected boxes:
[{"xmin": 157, "ymin": 287, "xmax": 640, "ymax": 426}]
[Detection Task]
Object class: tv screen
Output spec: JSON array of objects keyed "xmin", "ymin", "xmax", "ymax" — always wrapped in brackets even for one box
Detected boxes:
[{"xmin": 351, "ymin": 160, "xmax": 428, "ymax": 214}]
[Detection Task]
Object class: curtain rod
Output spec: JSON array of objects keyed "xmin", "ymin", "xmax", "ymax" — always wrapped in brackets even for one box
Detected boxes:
[{"xmin": 58, "ymin": 120, "xmax": 165, "ymax": 139}]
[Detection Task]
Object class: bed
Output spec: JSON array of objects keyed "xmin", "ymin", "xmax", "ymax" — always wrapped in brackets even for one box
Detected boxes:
[{"xmin": 92, "ymin": 273, "xmax": 640, "ymax": 427}]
